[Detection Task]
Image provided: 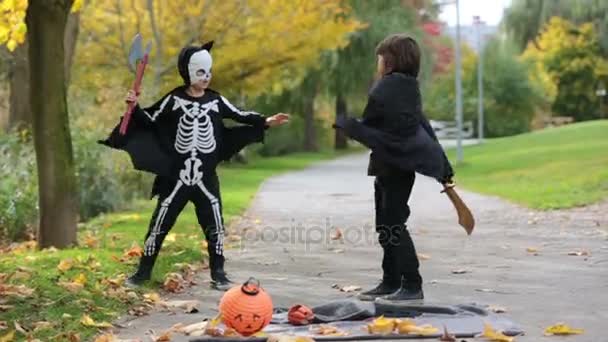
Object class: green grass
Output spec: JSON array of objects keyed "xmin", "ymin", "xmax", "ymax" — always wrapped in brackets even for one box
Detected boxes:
[
  {"xmin": 446, "ymin": 120, "xmax": 608, "ymax": 209},
  {"xmin": 0, "ymin": 149, "xmax": 352, "ymax": 341}
]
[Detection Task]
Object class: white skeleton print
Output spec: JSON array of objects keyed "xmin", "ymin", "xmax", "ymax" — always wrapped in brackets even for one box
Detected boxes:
[{"xmin": 173, "ymin": 96, "xmax": 219, "ymax": 185}]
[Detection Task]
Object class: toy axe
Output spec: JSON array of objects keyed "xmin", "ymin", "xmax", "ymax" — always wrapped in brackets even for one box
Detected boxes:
[
  {"xmin": 441, "ymin": 182, "xmax": 475, "ymax": 235},
  {"xmin": 119, "ymin": 34, "xmax": 152, "ymax": 135}
]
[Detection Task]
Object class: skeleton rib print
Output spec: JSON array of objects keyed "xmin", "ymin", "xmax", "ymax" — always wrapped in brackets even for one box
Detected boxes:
[{"xmin": 173, "ymin": 96, "xmax": 219, "ymax": 156}]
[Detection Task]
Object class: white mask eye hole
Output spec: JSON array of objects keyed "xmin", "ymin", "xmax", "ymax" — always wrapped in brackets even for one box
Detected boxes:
[{"xmin": 196, "ymin": 69, "xmax": 205, "ymax": 77}]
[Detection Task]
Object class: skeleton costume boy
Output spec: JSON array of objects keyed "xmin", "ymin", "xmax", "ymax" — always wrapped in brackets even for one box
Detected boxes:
[{"xmin": 100, "ymin": 42, "xmax": 267, "ymax": 289}]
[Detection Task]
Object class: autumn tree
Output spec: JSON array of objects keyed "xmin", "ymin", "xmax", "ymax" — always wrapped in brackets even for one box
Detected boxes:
[
  {"xmin": 522, "ymin": 17, "xmax": 608, "ymax": 121},
  {"xmin": 74, "ymin": 0, "xmax": 362, "ymax": 100},
  {"xmin": 1, "ymin": 0, "xmax": 80, "ymax": 131},
  {"xmin": 503, "ymin": 0, "xmax": 608, "ymax": 56},
  {"xmin": 323, "ymin": 0, "xmax": 423, "ymax": 149}
]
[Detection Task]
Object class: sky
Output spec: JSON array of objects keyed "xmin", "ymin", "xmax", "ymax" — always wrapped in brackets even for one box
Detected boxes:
[{"xmin": 439, "ymin": 0, "xmax": 513, "ymax": 27}]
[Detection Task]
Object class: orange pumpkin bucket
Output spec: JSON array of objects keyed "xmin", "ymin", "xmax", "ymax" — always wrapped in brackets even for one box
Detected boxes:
[{"xmin": 219, "ymin": 277, "xmax": 273, "ymax": 336}]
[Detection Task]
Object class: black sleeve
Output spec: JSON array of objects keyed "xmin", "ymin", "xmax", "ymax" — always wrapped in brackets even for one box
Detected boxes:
[
  {"xmin": 218, "ymin": 95, "xmax": 266, "ymax": 127},
  {"xmin": 131, "ymin": 93, "xmax": 174, "ymax": 125}
]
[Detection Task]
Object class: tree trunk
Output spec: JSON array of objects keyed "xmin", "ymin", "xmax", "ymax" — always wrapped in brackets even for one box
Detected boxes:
[
  {"xmin": 303, "ymin": 89, "xmax": 318, "ymax": 152},
  {"xmin": 64, "ymin": 12, "xmax": 80, "ymax": 84},
  {"xmin": 334, "ymin": 92, "xmax": 348, "ymax": 150},
  {"xmin": 26, "ymin": 0, "xmax": 78, "ymax": 249},
  {"xmin": 7, "ymin": 11, "xmax": 79, "ymax": 132},
  {"xmin": 8, "ymin": 42, "xmax": 31, "ymax": 131}
]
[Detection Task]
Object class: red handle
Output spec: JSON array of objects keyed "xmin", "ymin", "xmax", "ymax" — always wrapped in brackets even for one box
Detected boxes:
[{"xmin": 119, "ymin": 54, "xmax": 149, "ymax": 135}]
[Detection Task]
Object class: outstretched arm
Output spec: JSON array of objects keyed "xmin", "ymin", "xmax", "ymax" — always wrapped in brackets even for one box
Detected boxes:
[
  {"xmin": 218, "ymin": 95, "xmax": 267, "ymax": 126},
  {"xmin": 218, "ymin": 95, "xmax": 290, "ymax": 128}
]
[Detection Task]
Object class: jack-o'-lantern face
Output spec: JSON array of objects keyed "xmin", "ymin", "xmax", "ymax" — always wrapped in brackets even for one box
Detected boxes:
[{"xmin": 229, "ymin": 312, "xmax": 268, "ymax": 336}]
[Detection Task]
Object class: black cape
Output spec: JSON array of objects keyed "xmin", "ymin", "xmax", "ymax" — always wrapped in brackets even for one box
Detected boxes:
[
  {"xmin": 98, "ymin": 115, "xmax": 264, "ymax": 178},
  {"xmin": 335, "ymin": 73, "xmax": 453, "ymax": 182}
]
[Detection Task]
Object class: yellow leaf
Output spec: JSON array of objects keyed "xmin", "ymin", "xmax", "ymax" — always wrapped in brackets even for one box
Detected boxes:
[
  {"xmin": 367, "ymin": 316, "xmax": 396, "ymax": 334},
  {"xmin": 71, "ymin": 0, "xmax": 83, "ymax": 13},
  {"xmin": 80, "ymin": 314, "xmax": 113, "ymax": 329},
  {"xmin": 73, "ymin": 273, "xmax": 87, "ymax": 285},
  {"xmin": 480, "ymin": 323, "xmax": 514, "ymax": 342},
  {"xmin": 6, "ymin": 39, "xmax": 17, "ymax": 52},
  {"xmin": 57, "ymin": 259, "xmax": 74, "ymax": 272},
  {"xmin": 544, "ymin": 323, "xmax": 584, "ymax": 336},
  {"xmin": 143, "ymin": 292, "xmax": 162, "ymax": 304},
  {"xmin": 0, "ymin": 330, "xmax": 14, "ymax": 342}
]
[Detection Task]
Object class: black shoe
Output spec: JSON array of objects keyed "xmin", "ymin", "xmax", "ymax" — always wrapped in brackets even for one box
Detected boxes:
[
  {"xmin": 209, "ymin": 252, "xmax": 233, "ymax": 291},
  {"xmin": 125, "ymin": 272, "xmax": 150, "ymax": 287},
  {"xmin": 124, "ymin": 254, "xmax": 157, "ymax": 288},
  {"xmin": 358, "ymin": 280, "xmax": 401, "ymax": 301},
  {"xmin": 379, "ymin": 286, "xmax": 424, "ymax": 301},
  {"xmin": 210, "ymin": 272, "xmax": 233, "ymax": 291}
]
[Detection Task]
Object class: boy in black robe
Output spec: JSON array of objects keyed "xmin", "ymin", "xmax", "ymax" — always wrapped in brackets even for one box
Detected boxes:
[
  {"xmin": 100, "ymin": 41, "xmax": 289, "ymax": 289},
  {"xmin": 334, "ymin": 34, "xmax": 453, "ymax": 301}
]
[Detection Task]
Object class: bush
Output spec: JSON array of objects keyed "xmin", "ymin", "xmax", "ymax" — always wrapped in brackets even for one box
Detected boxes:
[
  {"xmin": 0, "ymin": 127, "xmax": 151, "ymax": 242},
  {"xmin": 0, "ymin": 130, "xmax": 37, "ymax": 241},
  {"xmin": 424, "ymin": 39, "xmax": 541, "ymax": 137}
]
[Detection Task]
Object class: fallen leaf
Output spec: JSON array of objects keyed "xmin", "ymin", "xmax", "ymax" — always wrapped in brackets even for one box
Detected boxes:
[
  {"xmin": 13, "ymin": 322, "xmax": 26, "ymax": 335},
  {"xmin": 83, "ymin": 234, "xmax": 100, "ymax": 248},
  {"xmin": 451, "ymin": 269, "xmax": 469, "ymax": 274},
  {"xmin": 102, "ymin": 275, "xmax": 125, "ymax": 289},
  {"xmin": 93, "ymin": 333, "xmax": 115, "ymax": 342},
  {"xmin": 57, "ymin": 259, "xmax": 75, "ymax": 272},
  {"xmin": 544, "ymin": 323, "xmax": 584, "ymax": 336},
  {"xmin": 0, "ymin": 322, "xmax": 6, "ymax": 330},
  {"xmin": 165, "ymin": 233, "xmax": 177, "ymax": 242},
  {"xmin": 0, "ymin": 284, "xmax": 34, "ymax": 298},
  {"xmin": 73, "ymin": 273, "xmax": 87, "ymax": 285},
  {"xmin": 62, "ymin": 314, "xmax": 73, "ymax": 319},
  {"xmin": 487, "ymin": 305, "xmax": 508, "ymax": 313},
  {"xmin": 12, "ymin": 271, "xmax": 31, "ymax": 281},
  {"xmin": 143, "ymin": 292, "xmax": 162, "ymax": 304},
  {"xmin": 331, "ymin": 228, "xmax": 343, "ymax": 240},
  {"xmin": 417, "ymin": 253, "xmax": 431, "ymax": 260},
  {"xmin": 312, "ymin": 324, "xmax": 348, "ymax": 336},
  {"xmin": 526, "ymin": 247, "xmax": 538, "ymax": 253},
  {"xmin": 58, "ymin": 281, "xmax": 84, "ymax": 293},
  {"xmin": 479, "ymin": 323, "xmax": 513, "ymax": 342},
  {"xmin": 339, "ymin": 285, "xmax": 361, "ymax": 292},
  {"xmin": 122, "ymin": 243, "xmax": 143, "ymax": 259},
  {"xmin": 439, "ymin": 325, "xmax": 456, "ymax": 341},
  {"xmin": 367, "ymin": 316, "xmax": 396, "ymax": 334},
  {"xmin": 0, "ymin": 305, "xmax": 14, "ymax": 312},
  {"xmin": 32, "ymin": 321, "xmax": 53, "ymax": 331},
  {"xmin": 179, "ymin": 321, "xmax": 208, "ymax": 335},
  {"xmin": 162, "ymin": 273, "xmax": 185, "ymax": 293},
  {"xmin": 164, "ymin": 300, "xmax": 199, "ymax": 313},
  {"xmin": 0, "ymin": 330, "xmax": 14, "ymax": 342},
  {"xmin": 80, "ymin": 314, "xmax": 113, "ymax": 329},
  {"xmin": 397, "ymin": 321, "xmax": 438, "ymax": 335},
  {"xmin": 154, "ymin": 331, "xmax": 172, "ymax": 341},
  {"xmin": 567, "ymin": 250, "xmax": 590, "ymax": 257}
]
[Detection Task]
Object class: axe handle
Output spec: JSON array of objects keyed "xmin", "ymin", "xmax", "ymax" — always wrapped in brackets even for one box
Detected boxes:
[{"xmin": 119, "ymin": 54, "xmax": 149, "ymax": 135}]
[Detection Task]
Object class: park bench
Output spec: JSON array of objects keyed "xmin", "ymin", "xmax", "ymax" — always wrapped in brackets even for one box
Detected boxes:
[{"xmin": 429, "ymin": 120, "xmax": 474, "ymax": 139}]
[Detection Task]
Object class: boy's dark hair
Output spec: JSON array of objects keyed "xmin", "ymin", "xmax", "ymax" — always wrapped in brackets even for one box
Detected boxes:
[{"xmin": 375, "ymin": 34, "xmax": 420, "ymax": 77}]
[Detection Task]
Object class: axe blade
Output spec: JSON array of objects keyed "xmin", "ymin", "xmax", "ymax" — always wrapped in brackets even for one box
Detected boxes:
[{"xmin": 128, "ymin": 33, "xmax": 144, "ymax": 72}]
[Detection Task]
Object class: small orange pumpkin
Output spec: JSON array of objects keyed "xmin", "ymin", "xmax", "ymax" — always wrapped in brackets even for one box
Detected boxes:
[
  {"xmin": 288, "ymin": 304, "xmax": 315, "ymax": 325},
  {"xmin": 219, "ymin": 277, "xmax": 273, "ymax": 336}
]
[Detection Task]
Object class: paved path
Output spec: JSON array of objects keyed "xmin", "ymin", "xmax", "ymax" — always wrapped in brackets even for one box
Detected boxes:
[{"xmin": 117, "ymin": 153, "xmax": 608, "ymax": 341}]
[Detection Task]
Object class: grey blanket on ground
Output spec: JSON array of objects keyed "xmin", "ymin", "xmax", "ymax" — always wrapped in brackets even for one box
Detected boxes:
[{"xmin": 191, "ymin": 299, "xmax": 523, "ymax": 341}]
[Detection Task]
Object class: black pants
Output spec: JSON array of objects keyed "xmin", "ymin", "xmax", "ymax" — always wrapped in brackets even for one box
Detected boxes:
[
  {"xmin": 143, "ymin": 173, "xmax": 225, "ymax": 269},
  {"xmin": 374, "ymin": 172, "xmax": 421, "ymax": 289}
]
